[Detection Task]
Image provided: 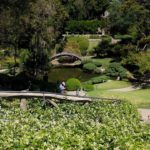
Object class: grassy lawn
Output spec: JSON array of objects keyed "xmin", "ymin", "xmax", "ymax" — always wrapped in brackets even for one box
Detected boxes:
[
  {"xmin": 88, "ymin": 39, "xmax": 100, "ymax": 52},
  {"xmin": 88, "ymin": 80, "xmax": 150, "ymax": 108},
  {"xmin": 92, "ymin": 58, "xmax": 113, "ymax": 68}
]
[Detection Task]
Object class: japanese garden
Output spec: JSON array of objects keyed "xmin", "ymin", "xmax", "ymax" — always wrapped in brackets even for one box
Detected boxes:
[{"xmin": 0, "ymin": 0, "xmax": 150, "ymax": 149}]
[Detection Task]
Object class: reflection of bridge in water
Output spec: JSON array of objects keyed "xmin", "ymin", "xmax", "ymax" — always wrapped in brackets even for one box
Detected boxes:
[{"xmin": 50, "ymin": 52, "xmax": 82, "ymax": 62}]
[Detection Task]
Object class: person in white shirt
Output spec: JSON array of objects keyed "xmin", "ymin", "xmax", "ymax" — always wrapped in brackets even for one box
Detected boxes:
[{"xmin": 59, "ymin": 82, "xmax": 66, "ymax": 94}]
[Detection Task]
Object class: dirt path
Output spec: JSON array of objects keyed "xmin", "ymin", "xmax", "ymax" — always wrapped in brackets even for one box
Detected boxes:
[
  {"xmin": 138, "ymin": 109, "xmax": 150, "ymax": 123},
  {"xmin": 108, "ymin": 86, "xmax": 141, "ymax": 92}
]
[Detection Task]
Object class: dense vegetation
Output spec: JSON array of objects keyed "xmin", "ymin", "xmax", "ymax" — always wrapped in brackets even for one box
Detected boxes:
[
  {"xmin": 0, "ymin": 0, "xmax": 150, "ymax": 80},
  {"xmin": 0, "ymin": 100, "xmax": 149, "ymax": 149}
]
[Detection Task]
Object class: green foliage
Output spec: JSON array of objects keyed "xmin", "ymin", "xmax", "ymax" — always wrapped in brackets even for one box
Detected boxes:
[
  {"xmin": 93, "ymin": 61, "xmax": 102, "ymax": 67},
  {"xmin": 114, "ymin": 34, "xmax": 133, "ymax": 42},
  {"xmin": 122, "ymin": 51, "xmax": 150, "ymax": 74},
  {"xmin": 0, "ymin": 100, "xmax": 149, "ymax": 149},
  {"xmin": 62, "ymin": 0, "xmax": 109, "ymax": 20},
  {"xmin": 65, "ymin": 20, "xmax": 104, "ymax": 34},
  {"xmin": 107, "ymin": 63, "xmax": 127, "ymax": 79},
  {"xmin": 90, "ymin": 75, "xmax": 109, "ymax": 84},
  {"xmin": 82, "ymin": 58, "xmax": 93, "ymax": 64},
  {"xmin": 83, "ymin": 63, "xmax": 97, "ymax": 72},
  {"xmin": 66, "ymin": 78, "xmax": 81, "ymax": 91},
  {"xmin": 82, "ymin": 84, "xmax": 94, "ymax": 91},
  {"xmin": 94, "ymin": 37, "xmax": 111, "ymax": 57},
  {"xmin": 64, "ymin": 36, "xmax": 89, "ymax": 56},
  {"xmin": 138, "ymin": 36, "xmax": 150, "ymax": 49}
]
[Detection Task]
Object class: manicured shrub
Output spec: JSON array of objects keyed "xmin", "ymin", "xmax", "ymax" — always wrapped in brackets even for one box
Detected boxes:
[
  {"xmin": 82, "ymin": 84, "xmax": 94, "ymax": 91},
  {"xmin": 82, "ymin": 58, "xmax": 93, "ymax": 64},
  {"xmin": 93, "ymin": 61, "xmax": 102, "ymax": 67},
  {"xmin": 91, "ymin": 75, "xmax": 109, "ymax": 84},
  {"xmin": 66, "ymin": 78, "xmax": 81, "ymax": 91},
  {"xmin": 65, "ymin": 20, "xmax": 103, "ymax": 34},
  {"xmin": 83, "ymin": 62, "xmax": 97, "ymax": 72},
  {"xmin": 77, "ymin": 37, "xmax": 89, "ymax": 56},
  {"xmin": 107, "ymin": 63, "xmax": 127, "ymax": 79}
]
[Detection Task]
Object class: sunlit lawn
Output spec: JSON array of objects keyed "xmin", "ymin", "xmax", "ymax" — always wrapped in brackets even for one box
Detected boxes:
[{"xmin": 88, "ymin": 80, "xmax": 150, "ymax": 108}]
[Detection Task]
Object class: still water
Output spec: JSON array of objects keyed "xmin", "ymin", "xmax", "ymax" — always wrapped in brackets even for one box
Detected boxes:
[{"xmin": 48, "ymin": 68, "xmax": 97, "ymax": 83}]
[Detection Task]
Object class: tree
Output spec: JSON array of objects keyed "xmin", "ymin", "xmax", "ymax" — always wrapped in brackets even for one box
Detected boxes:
[
  {"xmin": 0, "ymin": 0, "xmax": 68, "ymax": 77},
  {"xmin": 61, "ymin": 0, "xmax": 110, "ymax": 20},
  {"xmin": 109, "ymin": 0, "xmax": 149, "ymax": 39}
]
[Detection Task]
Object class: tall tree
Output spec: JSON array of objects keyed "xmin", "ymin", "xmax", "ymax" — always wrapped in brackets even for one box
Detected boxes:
[{"xmin": 0, "ymin": 0, "xmax": 68, "ymax": 77}]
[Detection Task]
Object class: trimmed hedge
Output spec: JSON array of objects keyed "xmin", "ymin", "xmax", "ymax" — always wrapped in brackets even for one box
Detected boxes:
[
  {"xmin": 107, "ymin": 63, "xmax": 127, "ymax": 79},
  {"xmin": 83, "ymin": 62, "xmax": 97, "ymax": 72},
  {"xmin": 82, "ymin": 84, "xmax": 94, "ymax": 91},
  {"xmin": 65, "ymin": 20, "xmax": 103, "ymax": 34},
  {"xmin": 91, "ymin": 75, "xmax": 109, "ymax": 84},
  {"xmin": 66, "ymin": 78, "xmax": 81, "ymax": 91}
]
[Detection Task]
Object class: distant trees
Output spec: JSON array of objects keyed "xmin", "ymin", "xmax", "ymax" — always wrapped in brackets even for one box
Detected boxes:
[
  {"xmin": 109, "ymin": 0, "xmax": 150, "ymax": 39},
  {"xmin": 0, "ymin": 0, "xmax": 68, "ymax": 77},
  {"xmin": 61, "ymin": 0, "xmax": 110, "ymax": 20}
]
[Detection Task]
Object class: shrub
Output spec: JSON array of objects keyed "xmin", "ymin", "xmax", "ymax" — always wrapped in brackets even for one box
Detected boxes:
[
  {"xmin": 107, "ymin": 63, "xmax": 127, "ymax": 79},
  {"xmin": 91, "ymin": 75, "xmax": 109, "ymax": 84},
  {"xmin": 82, "ymin": 58, "xmax": 92, "ymax": 64},
  {"xmin": 82, "ymin": 84, "xmax": 94, "ymax": 91},
  {"xmin": 65, "ymin": 20, "xmax": 103, "ymax": 34},
  {"xmin": 77, "ymin": 37, "xmax": 89, "ymax": 56},
  {"xmin": 138, "ymin": 36, "xmax": 150, "ymax": 49},
  {"xmin": 83, "ymin": 63, "xmax": 97, "ymax": 72},
  {"xmin": 66, "ymin": 78, "xmax": 81, "ymax": 91},
  {"xmin": 93, "ymin": 61, "xmax": 102, "ymax": 67}
]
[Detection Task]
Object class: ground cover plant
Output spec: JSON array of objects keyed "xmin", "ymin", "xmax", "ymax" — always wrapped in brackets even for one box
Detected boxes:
[{"xmin": 0, "ymin": 99, "xmax": 149, "ymax": 149}]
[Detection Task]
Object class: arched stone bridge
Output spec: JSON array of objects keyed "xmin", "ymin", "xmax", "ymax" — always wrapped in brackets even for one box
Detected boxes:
[{"xmin": 50, "ymin": 52, "xmax": 82, "ymax": 61}]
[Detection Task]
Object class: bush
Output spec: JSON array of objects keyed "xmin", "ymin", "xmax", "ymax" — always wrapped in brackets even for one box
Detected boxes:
[
  {"xmin": 138, "ymin": 36, "xmax": 150, "ymax": 49},
  {"xmin": 82, "ymin": 58, "xmax": 93, "ymax": 64},
  {"xmin": 83, "ymin": 63, "xmax": 97, "ymax": 72},
  {"xmin": 66, "ymin": 78, "xmax": 81, "ymax": 91},
  {"xmin": 107, "ymin": 63, "xmax": 127, "ymax": 79},
  {"xmin": 77, "ymin": 37, "xmax": 89, "ymax": 56},
  {"xmin": 65, "ymin": 20, "xmax": 103, "ymax": 34},
  {"xmin": 82, "ymin": 84, "xmax": 94, "ymax": 91},
  {"xmin": 93, "ymin": 61, "xmax": 102, "ymax": 67},
  {"xmin": 91, "ymin": 75, "xmax": 109, "ymax": 84}
]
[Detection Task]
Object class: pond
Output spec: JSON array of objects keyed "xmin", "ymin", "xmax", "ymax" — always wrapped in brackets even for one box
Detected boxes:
[{"xmin": 48, "ymin": 67, "xmax": 97, "ymax": 83}]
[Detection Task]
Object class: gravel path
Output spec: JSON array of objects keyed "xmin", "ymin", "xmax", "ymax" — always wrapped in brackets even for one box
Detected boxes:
[
  {"xmin": 138, "ymin": 109, "xmax": 150, "ymax": 123},
  {"xmin": 108, "ymin": 86, "xmax": 141, "ymax": 92}
]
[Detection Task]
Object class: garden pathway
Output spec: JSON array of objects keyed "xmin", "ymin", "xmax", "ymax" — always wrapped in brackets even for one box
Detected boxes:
[{"xmin": 108, "ymin": 86, "xmax": 141, "ymax": 92}]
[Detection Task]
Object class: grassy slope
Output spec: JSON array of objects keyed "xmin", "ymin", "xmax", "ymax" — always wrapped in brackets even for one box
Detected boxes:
[{"xmin": 88, "ymin": 80, "xmax": 150, "ymax": 108}]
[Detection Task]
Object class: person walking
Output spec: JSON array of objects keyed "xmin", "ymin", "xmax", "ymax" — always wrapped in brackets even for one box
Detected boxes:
[{"xmin": 59, "ymin": 81, "xmax": 66, "ymax": 94}]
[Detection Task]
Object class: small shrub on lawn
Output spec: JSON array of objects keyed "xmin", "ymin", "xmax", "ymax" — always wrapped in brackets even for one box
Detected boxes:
[
  {"xmin": 93, "ymin": 61, "xmax": 102, "ymax": 67},
  {"xmin": 66, "ymin": 78, "xmax": 81, "ymax": 91},
  {"xmin": 91, "ymin": 75, "xmax": 109, "ymax": 84},
  {"xmin": 83, "ymin": 63, "xmax": 97, "ymax": 72},
  {"xmin": 82, "ymin": 84, "xmax": 94, "ymax": 91}
]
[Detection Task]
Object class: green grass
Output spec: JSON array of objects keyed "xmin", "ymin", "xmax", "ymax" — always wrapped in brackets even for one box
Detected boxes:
[
  {"xmin": 92, "ymin": 58, "xmax": 113, "ymax": 68},
  {"xmin": 88, "ymin": 80, "xmax": 150, "ymax": 108},
  {"xmin": 88, "ymin": 39, "xmax": 100, "ymax": 52}
]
